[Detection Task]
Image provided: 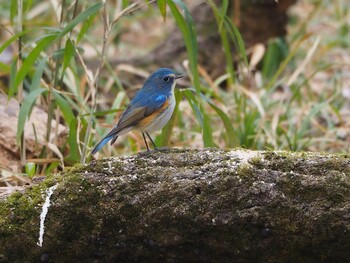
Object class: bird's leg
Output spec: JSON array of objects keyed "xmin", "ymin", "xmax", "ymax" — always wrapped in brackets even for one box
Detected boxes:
[
  {"xmin": 142, "ymin": 133, "xmax": 150, "ymax": 151},
  {"xmin": 146, "ymin": 132, "xmax": 158, "ymax": 150}
]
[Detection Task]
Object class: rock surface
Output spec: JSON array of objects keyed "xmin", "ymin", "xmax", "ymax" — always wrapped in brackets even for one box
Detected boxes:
[{"xmin": 0, "ymin": 148, "xmax": 350, "ymax": 262}]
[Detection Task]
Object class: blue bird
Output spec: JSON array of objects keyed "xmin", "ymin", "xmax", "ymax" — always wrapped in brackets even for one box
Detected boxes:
[{"xmin": 92, "ymin": 68, "xmax": 183, "ymax": 155}]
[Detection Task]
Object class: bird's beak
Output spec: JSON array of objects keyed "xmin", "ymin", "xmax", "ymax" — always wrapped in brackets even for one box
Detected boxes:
[{"xmin": 174, "ymin": 74, "xmax": 184, "ymax": 79}]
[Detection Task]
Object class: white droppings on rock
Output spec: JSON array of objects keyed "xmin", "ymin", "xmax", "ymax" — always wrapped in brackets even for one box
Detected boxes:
[
  {"xmin": 37, "ymin": 184, "xmax": 58, "ymax": 247},
  {"xmin": 228, "ymin": 149, "xmax": 259, "ymax": 165}
]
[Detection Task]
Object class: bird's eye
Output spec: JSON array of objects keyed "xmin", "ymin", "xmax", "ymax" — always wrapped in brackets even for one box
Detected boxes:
[{"xmin": 163, "ymin": 76, "xmax": 170, "ymax": 82}]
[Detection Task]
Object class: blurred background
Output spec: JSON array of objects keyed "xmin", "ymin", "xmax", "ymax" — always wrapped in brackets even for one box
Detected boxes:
[{"xmin": 0, "ymin": 0, "xmax": 349, "ymax": 183}]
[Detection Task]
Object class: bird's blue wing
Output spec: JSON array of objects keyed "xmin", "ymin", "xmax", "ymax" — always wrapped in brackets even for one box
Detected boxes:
[{"xmin": 119, "ymin": 93, "xmax": 167, "ymax": 128}]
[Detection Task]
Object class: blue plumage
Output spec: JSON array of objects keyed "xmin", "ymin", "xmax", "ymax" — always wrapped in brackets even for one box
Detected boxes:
[{"xmin": 91, "ymin": 136, "xmax": 114, "ymax": 155}]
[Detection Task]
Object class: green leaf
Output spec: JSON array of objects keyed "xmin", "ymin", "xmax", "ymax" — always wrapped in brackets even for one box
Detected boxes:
[
  {"xmin": 45, "ymin": 162, "xmax": 60, "ymax": 175},
  {"xmin": 66, "ymin": 118, "xmax": 80, "ymax": 163},
  {"xmin": 0, "ymin": 31, "xmax": 26, "ymax": 54},
  {"xmin": 23, "ymin": 0, "xmax": 34, "ymax": 13},
  {"xmin": 9, "ymin": 60, "xmax": 17, "ymax": 98},
  {"xmin": 218, "ymin": 0, "xmax": 229, "ymax": 30},
  {"xmin": 207, "ymin": 0, "xmax": 235, "ymax": 83},
  {"xmin": 201, "ymin": 104, "xmax": 215, "ymax": 147},
  {"xmin": 157, "ymin": 0, "xmax": 167, "ymax": 21},
  {"xmin": 182, "ymin": 89, "xmax": 203, "ymax": 127},
  {"xmin": 30, "ymin": 58, "xmax": 47, "ymax": 91},
  {"xmin": 201, "ymin": 94, "xmax": 239, "ymax": 147},
  {"xmin": 10, "ymin": 0, "xmax": 17, "ymax": 23},
  {"xmin": 25, "ymin": 162, "xmax": 36, "ymax": 177},
  {"xmin": 167, "ymin": 0, "xmax": 199, "ymax": 91},
  {"xmin": 62, "ymin": 39, "xmax": 76, "ymax": 72},
  {"xmin": 10, "ymin": 34, "xmax": 57, "ymax": 98},
  {"xmin": 17, "ymin": 88, "xmax": 47, "ymax": 144},
  {"xmin": 77, "ymin": 14, "xmax": 97, "ymax": 43},
  {"xmin": 168, "ymin": 1, "xmax": 214, "ymax": 146},
  {"xmin": 52, "ymin": 91, "xmax": 75, "ymax": 125},
  {"xmin": 58, "ymin": 2, "xmax": 103, "ymax": 38},
  {"xmin": 0, "ymin": 62, "xmax": 11, "ymax": 73},
  {"xmin": 224, "ymin": 18, "xmax": 248, "ymax": 66},
  {"xmin": 262, "ymin": 38, "xmax": 289, "ymax": 80}
]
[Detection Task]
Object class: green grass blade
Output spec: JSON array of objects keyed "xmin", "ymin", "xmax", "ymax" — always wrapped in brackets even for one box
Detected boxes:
[
  {"xmin": 168, "ymin": 0, "xmax": 214, "ymax": 146},
  {"xmin": 182, "ymin": 89, "xmax": 203, "ymax": 127},
  {"xmin": 17, "ymin": 88, "xmax": 47, "ymax": 144},
  {"xmin": 265, "ymin": 35, "xmax": 307, "ymax": 90},
  {"xmin": 201, "ymin": 104, "xmax": 215, "ymax": 147},
  {"xmin": 52, "ymin": 91, "xmax": 75, "ymax": 125},
  {"xmin": 200, "ymin": 94, "xmax": 239, "ymax": 147},
  {"xmin": 10, "ymin": 0, "xmax": 17, "ymax": 23},
  {"xmin": 29, "ymin": 57, "xmax": 47, "ymax": 91},
  {"xmin": 224, "ymin": 17, "xmax": 248, "ymax": 66},
  {"xmin": 77, "ymin": 14, "xmax": 97, "ymax": 43},
  {"xmin": 219, "ymin": 0, "xmax": 229, "ymax": 30},
  {"xmin": 157, "ymin": 0, "xmax": 167, "ymax": 21},
  {"xmin": 0, "ymin": 31, "xmax": 26, "ymax": 54},
  {"xmin": 62, "ymin": 39, "xmax": 76, "ymax": 73},
  {"xmin": 0, "ymin": 62, "xmax": 11, "ymax": 73},
  {"xmin": 167, "ymin": 0, "xmax": 199, "ymax": 90},
  {"xmin": 58, "ymin": 2, "xmax": 103, "ymax": 38},
  {"xmin": 66, "ymin": 118, "xmax": 80, "ymax": 163},
  {"xmin": 207, "ymin": 0, "xmax": 235, "ymax": 83},
  {"xmin": 262, "ymin": 38, "xmax": 289, "ymax": 80},
  {"xmin": 45, "ymin": 162, "xmax": 60, "ymax": 175},
  {"xmin": 10, "ymin": 34, "xmax": 57, "ymax": 98}
]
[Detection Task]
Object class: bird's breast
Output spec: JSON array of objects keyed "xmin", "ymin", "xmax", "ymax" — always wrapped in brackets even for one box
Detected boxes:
[{"xmin": 139, "ymin": 95, "xmax": 175, "ymax": 133}]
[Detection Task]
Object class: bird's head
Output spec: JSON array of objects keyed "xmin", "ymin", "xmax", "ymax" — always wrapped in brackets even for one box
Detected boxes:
[{"xmin": 144, "ymin": 68, "xmax": 183, "ymax": 91}]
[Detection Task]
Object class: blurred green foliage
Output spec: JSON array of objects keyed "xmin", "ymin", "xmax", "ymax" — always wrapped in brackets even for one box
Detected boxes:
[{"xmin": 1, "ymin": 0, "xmax": 347, "ymax": 175}]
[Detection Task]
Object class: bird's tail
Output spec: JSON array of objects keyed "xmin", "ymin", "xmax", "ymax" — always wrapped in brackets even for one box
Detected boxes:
[{"xmin": 91, "ymin": 134, "xmax": 118, "ymax": 155}]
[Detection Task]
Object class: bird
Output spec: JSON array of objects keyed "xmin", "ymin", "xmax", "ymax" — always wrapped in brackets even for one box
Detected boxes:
[{"xmin": 91, "ymin": 68, "xmax": 183, "ymax": 155}]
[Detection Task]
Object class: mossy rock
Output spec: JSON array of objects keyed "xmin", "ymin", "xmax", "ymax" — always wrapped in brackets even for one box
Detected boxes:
[{"xmin": 1, "ymin": 148, "xmax": 350, "ymax": 262}]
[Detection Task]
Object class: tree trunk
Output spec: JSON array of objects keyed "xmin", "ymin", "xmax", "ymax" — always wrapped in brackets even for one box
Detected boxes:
[{"xmin": 1, "ymin": 148, "xmax": 350, "ymax": 262}]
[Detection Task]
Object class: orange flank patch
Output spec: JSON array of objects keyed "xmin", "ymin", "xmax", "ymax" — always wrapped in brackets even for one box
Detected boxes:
[{"xmin": 138, "ymin": 99, "xmax": 169, "ymax": 128}]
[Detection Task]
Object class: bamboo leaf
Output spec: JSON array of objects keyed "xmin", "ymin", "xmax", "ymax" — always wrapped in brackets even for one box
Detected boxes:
[
  {"xmin": 0, "ymin": 31, "xmax": 26, "ymax": 54},
  {"xmin": 10, "ymin": 34, "xmax": 57, "ymax": 98},
  {"xmin": 17, "ymin": 88, "xmax": 47, "ymax": 144},
  {"xmin": 29, "ymin": 57, "xmax": 47, "ymax": 91},
  {"xmin": 77, "ymin": 14, "xmax": 97, "ymax": 43},
  {"xmin": 62, "ymin": 39, "xmax": 76, "ymax": 72}
]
